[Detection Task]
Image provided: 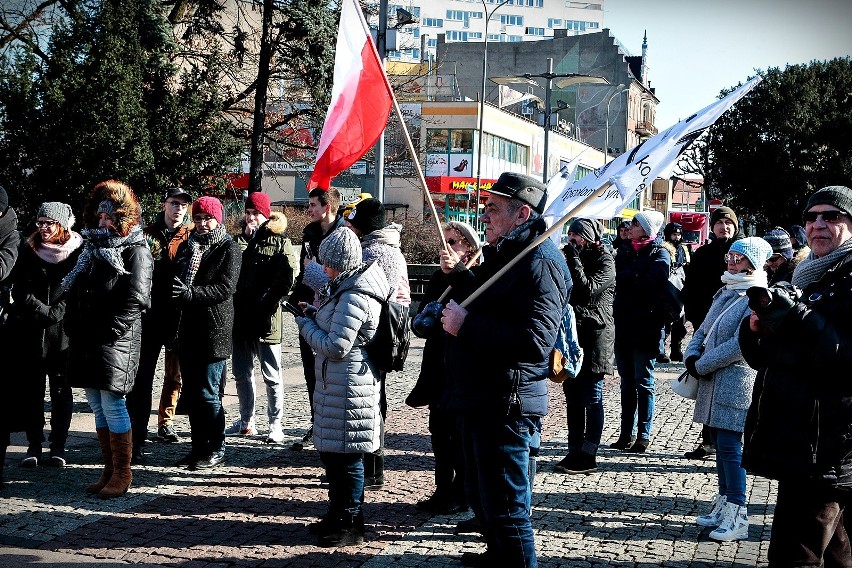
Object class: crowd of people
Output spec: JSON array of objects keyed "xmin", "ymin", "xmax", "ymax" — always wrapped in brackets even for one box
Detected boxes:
[{"xmin": 0, "ymin": 177, "xmax": 851, "ymax": 567}]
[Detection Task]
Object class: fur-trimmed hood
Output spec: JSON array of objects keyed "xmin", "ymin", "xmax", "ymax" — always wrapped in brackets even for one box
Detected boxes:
[
  {"xmin": 83, "ymin": 180, "xmax": 141, "ymax": 237},
  {"xmin": 264, "ymin": 211, "xmax": 288, "ymax": 235}
]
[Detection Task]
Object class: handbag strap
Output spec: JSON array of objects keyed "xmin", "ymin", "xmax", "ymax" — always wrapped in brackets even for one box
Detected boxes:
[{"xmin": 702, "ymin": 295, "xmax": 746, "ymax": 347}]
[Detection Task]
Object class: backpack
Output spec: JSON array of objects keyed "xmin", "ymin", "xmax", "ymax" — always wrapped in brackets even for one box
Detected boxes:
[
  {"xmin": 360, "ymin": 290, "xmax": 411, "ymax": 373},
  {"xmin": 549, "ymin": 303, "xmax": 584, "ymax": 383}
]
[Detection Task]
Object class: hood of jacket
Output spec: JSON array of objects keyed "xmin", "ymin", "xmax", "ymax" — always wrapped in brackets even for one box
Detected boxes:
[
  {"xmin": 331, "ymin": 260, "xmax": 390, "ymax": 303},
  {"xmin": 362, "ymin": 223, "xmax": 402, "ymax": 248}
]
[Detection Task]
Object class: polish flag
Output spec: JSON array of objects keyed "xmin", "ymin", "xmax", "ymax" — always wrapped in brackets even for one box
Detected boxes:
[{"xmin": 307, "ymin": 0, "xmax": 393, "ymax": 190}]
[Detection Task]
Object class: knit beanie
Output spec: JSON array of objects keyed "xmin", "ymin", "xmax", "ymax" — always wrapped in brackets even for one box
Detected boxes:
[
  {"xmin": 763, "ymin": 227, "xmax": 793, "ymax": 260},
  {"xmin": 96, "ymin": 199, "xmax": 118, "ymax": 220},
  {"xmin": 245, "ymin": 192, "xmax": 271, "ymax": 218},
  {"xmin": 0, "ymin": 184, "xmax": 7, "ymax": 213},
  {"xmin": 567, "ymin": 218, "xmax": 602, "ymax": 243},
  {"xmin": 633, "ymin": 210, "xmax": 665, "ymax": 238},
  {"xmin": 663, "ymin": 222, "xmax": 682, "ymax": 240},
  {"xmin": 446, "ymin": 220, "xmax": 481, "ymax": 250},
  {"xmin": 729, "ymin": 237, "xmax": 773, "ymax": 270},
  {"xmin": 804, "ymin": 185, "xmax": 852, "ymax": 218},
  {"xmin": 347, "ymin": 198, "xmax": 385, "ymax": 235},
  {"xmin": 38, "ymin": 201, "xmax": 75, "ymax": 229},
  {"xmin": 192, "ymin": 196, "xmax": 224, "ymax": 223},
  {"xmin": 319, "ymin": 227, "xmax": 363, "ymax": 273},
  {"xmin": 710, "ymin": 206, "xmax": 738, "ymax": 229}
]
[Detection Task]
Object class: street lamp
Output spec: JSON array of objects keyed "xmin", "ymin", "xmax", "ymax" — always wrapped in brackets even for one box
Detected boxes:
[
  {"xmin": 604, "ymin": 84, "xmax": 629, "ymax": 164},
  {"xmin": 491, "ymin": 59, "xmax": 609, "ymax": 181},
  {"xmin": 474, "ymin": 0, "xmax": 511, "ymax": 231}
]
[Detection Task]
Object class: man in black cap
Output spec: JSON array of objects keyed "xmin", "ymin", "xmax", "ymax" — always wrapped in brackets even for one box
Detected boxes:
[
  {"xmin": 740, "ymin": 185, "xmax": 852, "ymax": 565},
  {"xmin": 126, "ymin": 186, "xmax": 193, "ymax": 460},
  {"xmin": 680, "ymin": 205, "xmax": 742, "ymax": 459},
  {"xmin": 440, "ymin": 171, "xmax": 570, "ymax": 567},
  {"xmin": 553, "ymin": 218, "xmax": 614, "ymax": 475}
]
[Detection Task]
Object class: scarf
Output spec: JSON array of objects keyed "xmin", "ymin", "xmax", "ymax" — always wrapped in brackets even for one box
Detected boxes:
[
  {"xmin": 720, "ymin": 269, "xmax": 767, "ymax": 290},
  {"xmin": 791, "ymin": 238, "xmax": 852, "ymax": 290},
  {"xmin": 60, "ymin": 225, "xmax": 145, "ymax": 293},
  {"xmin": 31, "ymin": 231, "xmax": 83, "ymax": 264},
  {"xmin": 631, "ymin": 236, "xmax": 655, "ymax": 251},
  {"xmin": 183, "ymin": 225, "xmax": 228, "ymax": 286}
]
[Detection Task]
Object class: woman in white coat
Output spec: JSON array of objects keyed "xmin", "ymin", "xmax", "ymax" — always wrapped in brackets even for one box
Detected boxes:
[
  {"xmin": 684, "ymin": 237, "xmax": 773, "ymax": 542},
  {"xmin": 295, "ymin": 227, "xmax": 390, "ymax": 548}
]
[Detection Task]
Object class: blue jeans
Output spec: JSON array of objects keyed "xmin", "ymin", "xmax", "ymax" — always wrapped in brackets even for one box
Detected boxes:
[
  {"xmin": 231, "ymin": 339, "xmax": 283, "ymax": 427},
  {"xmin": 179, "ymin": 355, "xmax": 227, "ymax": 456},
  {"xmin": 85, "ymin": 389, "xmax": 131, "ymax": 433},
  {"xmin": 563, "ymin": 370, "xmax": 605, "ymax": 455},
  {"xmin": 320, "ymin": 452, "xmax": 364, "ymax": 519},
  {"xmin": 614, "ymin": 345, "xmax": 657, "ymax": 441},
  {"xmin": 462, "ymin": 411, "xmax": 539, "ymax": 568},
  {"xmin": 711, "ymin": 428, "xmax": 746, "ymax": 506}
]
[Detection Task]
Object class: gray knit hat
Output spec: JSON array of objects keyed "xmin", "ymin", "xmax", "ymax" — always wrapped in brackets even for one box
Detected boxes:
[
  {"xmin": 319, "ymin": 227, "xmax": 363, "ymax": 273},
  {"xmin": 633, "ymin": 210, "xmax": 665, "ymax": 238},
  {"xmin": 804, "ymin": 185, "xmax": 852, "ymax": 218},
  {"xmin": 763, "ymin": 227, "xmax": 793, "ymax": 260},
  {"xmin": 38, "ymin": 201, "xmax": 75, "ymax": 229},
  {"xmin": 445, "ymin": 220, "xmax": 481, "ymax": 250},
  {"xmin": 729, "ymin": 237, "xmax": 773, "ymax": 270}
]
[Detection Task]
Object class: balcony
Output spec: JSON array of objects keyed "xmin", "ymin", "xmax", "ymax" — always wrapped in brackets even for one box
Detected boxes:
[{"xmin": 636, "ymin": 121, "xmax": 658, "ymax": 137}]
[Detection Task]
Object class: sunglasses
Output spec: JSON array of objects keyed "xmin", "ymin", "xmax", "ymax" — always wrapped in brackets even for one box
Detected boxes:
[
  {"xmin": 36, "ymin": 220, "xmax": 57, "ymax": 228},
  {"xmin": 766, "ymin": 254, "xmax": 785, "ymax": 263},
  {"xmin": 724, "ymin": 252, "xmax": 746, "ymax": 263},
  {"xmin": 803, "ymin": 210, "xmax": 848, "ymax": 224}
]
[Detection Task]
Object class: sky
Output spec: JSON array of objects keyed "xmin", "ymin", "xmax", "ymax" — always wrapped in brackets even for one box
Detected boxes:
[{"xmin": 603, "ymin": 0, "xmax": 852, "ymax": 129}]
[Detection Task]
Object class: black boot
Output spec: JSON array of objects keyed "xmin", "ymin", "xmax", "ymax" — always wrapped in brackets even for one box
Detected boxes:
[
  {"xmin": 363, "ymin": 451, "xmax": 384, "ymax": 490},
  {"xmin": 318, "ymin": 513, "xmax": 365, "ymax": 547},
  {"xmin": 609, "ymin": 435, "xmax": 635, "ymax": 450}
]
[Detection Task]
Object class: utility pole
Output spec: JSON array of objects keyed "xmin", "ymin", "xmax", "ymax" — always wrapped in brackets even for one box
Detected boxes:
[{"xmin": 373, "ymin": 0, "xmax": 389, "ymax": 202}]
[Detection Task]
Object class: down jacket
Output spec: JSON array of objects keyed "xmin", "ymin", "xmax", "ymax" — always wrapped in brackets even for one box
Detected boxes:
[
  {"xmin": 613, "ymin": 241, "xmax": 671, "ymax": 353},
  {"xmin": 685, "ymin": 288, "xmax": 755, "ymax": 433},
  {"xmin": 297, "ymin": 261, "xmax": 390, "ymax": 454},
  {"xmin": 740, "ymin": 251, "xmax": 852, "ymax": 489},
  {"xmin": 443, "ymin": 217, "xmax": 571, "ymax": 417}
]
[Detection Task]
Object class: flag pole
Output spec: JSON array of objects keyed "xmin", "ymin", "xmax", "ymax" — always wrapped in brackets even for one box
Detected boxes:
[
  {"xmin": 458, "ymin": 182, "xmax": 612, "ymax": 308},
  {"xmin": 388, "ymin": 95, "xmax": 450, "ymax": 251},
  {"xmin": 436, "ymin": 246, "xmax": 486, "ymax": 303}
]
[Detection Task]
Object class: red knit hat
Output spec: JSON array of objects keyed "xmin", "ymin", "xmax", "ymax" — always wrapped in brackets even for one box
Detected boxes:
[
  {"xmin": 245, "ymin": 192, "xmax": 271, "ymax": 218},
  {"xmin": 192, "ymin": 196, "xmax": 224, "ymax": 223}
]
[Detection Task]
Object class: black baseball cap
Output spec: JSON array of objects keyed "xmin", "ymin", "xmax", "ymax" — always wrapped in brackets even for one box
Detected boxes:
[{"xmin": 164, "ymin": 186, "xmax": 192, "ymax": 202}]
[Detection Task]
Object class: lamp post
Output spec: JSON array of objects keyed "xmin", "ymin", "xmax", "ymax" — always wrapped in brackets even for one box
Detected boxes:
[
  {"xmin": 473, "ymin": 0, "xmax": 511, "ymax": 231},
  {"xmin": 491, "ymin": 60, "xmax": 609, "ymax": 182},
  {"xmin": 604, "ymin": 84, "xmax": 629, "ymax": 164}
]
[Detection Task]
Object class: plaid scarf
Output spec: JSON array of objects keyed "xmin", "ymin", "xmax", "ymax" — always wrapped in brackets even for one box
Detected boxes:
[
  {"xmin": 183, "ymin": 225, "xmax": 227, "ymax": 286},
  {"xmin": 60, "ymin": 225, "xmax": 145, "ymax": 294}
]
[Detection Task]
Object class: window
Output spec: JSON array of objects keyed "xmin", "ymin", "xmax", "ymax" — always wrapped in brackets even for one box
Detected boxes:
[
  {"xmin": 487, "ymin": 33, "xmax": 503, "ymax": 41},
  {"xmin": 427, "ymin": 129, "xmax": 449, "ymax": 153},
  {"xmin": 450, "ymin": 130, "xmax": 474, "ymax": 152},
  {"xmin": 525, "ymin": 27, "xmax": 545, "ymax": 36},
  {"xmin": 469, "ymin": 12, "xmax": 483, "ymax": 19},
  {"xmin": 483, "ymin": 133, "xmax": 529, "ymax": 166},
  {"xmin": 427, "ymin": 38, "xmax": 437, "ymax": 47},
  {"xmin": 499, "ymin": 14, "xmax": 523, "ymax": 26},
  {"xmin": 446, "ymin": 30, "xmax": 469, "ymax": 42},
  {"xmin": 423, "ymin": 18, "xmax": 443, "ymax": 27},
  {"xmin": 446, "ymin": 10, "xmax": 464, "ymax": 21},
  {"xmin": 467, "ymin": 32, "xmax": 482, "ymax": 39},
  {"xmin": 548, "ymin": 18, "xmax": 562, "ymax": 28},
  {"xmin": 588, "ymin": 22, "xmax": 599, "ymax": 28}
]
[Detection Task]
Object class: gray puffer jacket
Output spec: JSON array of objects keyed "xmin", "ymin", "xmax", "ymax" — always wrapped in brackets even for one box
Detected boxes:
[
  {"xmin": 685, "ymin": 287, "xmax": 754, "ymax": 433},
  {"xmin": 297, "ymin": 261, "xmax": 390, "ymax": 454}
]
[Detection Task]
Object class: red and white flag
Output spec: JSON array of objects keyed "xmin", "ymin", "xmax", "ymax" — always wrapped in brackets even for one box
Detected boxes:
[{"xmin": 307, "ymin": 0, "xmax": 393, "ymax": 190}]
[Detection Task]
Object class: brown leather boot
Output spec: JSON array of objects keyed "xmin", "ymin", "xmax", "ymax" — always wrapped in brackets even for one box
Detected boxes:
[
  {"xmin": 99, "ymin": 430, "xmax": 132, "ymax": 499},
  {"xmin": 86, "ymin": 427, "xmax": 112, "ymax": 494}
]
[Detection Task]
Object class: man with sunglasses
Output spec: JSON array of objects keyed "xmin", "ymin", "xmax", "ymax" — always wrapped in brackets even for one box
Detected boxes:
[
  {"xmin": 127, "ymin": 186, "xmax": 192, "ymax": 462},
  {"xmin": 740, "ymin": 185, "xmax": 852, "ymax": 565},
  {"xmin": 762, "ymin": 227, "xmax": 795, "ymax": 285}
]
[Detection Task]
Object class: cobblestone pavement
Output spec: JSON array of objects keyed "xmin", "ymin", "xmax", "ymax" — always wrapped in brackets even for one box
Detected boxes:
[{"xmin": 1, "ymin": 318, "xmax": 776, "ymax": 567}]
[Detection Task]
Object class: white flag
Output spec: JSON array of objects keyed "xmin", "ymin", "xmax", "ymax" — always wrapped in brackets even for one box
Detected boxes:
[{"xmin": 543, "ymin": 76, "xmax": 762, "ymax": 221}]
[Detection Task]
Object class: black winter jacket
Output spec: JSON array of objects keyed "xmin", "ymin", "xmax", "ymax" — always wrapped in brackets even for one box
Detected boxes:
[
  {"xmin": 173, "ymin": 235, "xmax": 241, "ymax": 360},
  {"xmin": 682, "ymin": 235, "xmax": 742, "ymax": 327},
  {"xmin": 613, "ymin": 241, "xmax": 671, "ymax": 353},
  {"xmin": 0, "ymin": 208, "xmax": 20, "ymax": 283},
  {"xmin": 443, "ymin": 217, "xmax": 571, "ymax": 417},
  {"xmin": 142, "ymin": 214, "xmax": 190, "ymax": 345},
  {"xmin": 290, "ymin": 215, "xmax": 345, "ymax": 305},
  {"xmin": 564, "ymin": 243, "xmax": 615, "ymax": 374},
  {"xmin": 67, "ymin": 243, "xmax": 153, "ymax": 394},
  {"xmin": 740, "ymin": 252, "xmax": 852, "ymax": 490}
]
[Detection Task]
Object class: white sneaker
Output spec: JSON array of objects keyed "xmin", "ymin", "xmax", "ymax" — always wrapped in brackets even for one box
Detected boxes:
[
  {"xmin": 696, "ymin": 493, "xmax": 727, "ymax": 527},
  {"xmin": 709, "ymin": 502, "xmax": 749, "ymax": 541},
  {"xmin": 225, "ymin": 419, "xmax": 256, "ymax": 436},
  {"xmin": 266, "ymin": 423, "xmax": 285, "ymax": 444}
]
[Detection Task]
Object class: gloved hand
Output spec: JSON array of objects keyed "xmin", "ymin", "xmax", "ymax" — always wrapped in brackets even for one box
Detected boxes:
[
  {"xmin": 747, "ymin": 285, "xmax": 798, "ymax": 333},
  {"xmin": 684, "ymin": 355, "xmax": 703, "ymax": 379},
  {"xmin": 303, "ymin": 305, "xmax": 317, "ymax": 319},
  {"xmin": 563, "ymin": 241, "xmax": 579, "ymax": 258},
  {"xmin": 172, "ymin": 276, "xmax": 192, "ymax": 303}
]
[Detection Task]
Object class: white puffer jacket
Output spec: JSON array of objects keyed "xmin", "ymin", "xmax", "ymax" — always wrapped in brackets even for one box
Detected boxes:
[{"xmin": 297, "ymin": 261, "xmax": 390, "ymax": 453}]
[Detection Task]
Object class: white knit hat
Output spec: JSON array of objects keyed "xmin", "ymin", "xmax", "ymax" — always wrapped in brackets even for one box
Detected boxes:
[
  {"xmin": 729, "ymin": 237, "xmax": 773, "ymax": 270},
  {"xmin": 38, "ymin": 201, "xmax": 75, "ymax": 229},
  {"xmin": 633, "ymin": 210, "xmax": 665, "ymax": 238},
  {"xmin": 319, "ymin": 227, "xmax": 363, "ymax": 273}
]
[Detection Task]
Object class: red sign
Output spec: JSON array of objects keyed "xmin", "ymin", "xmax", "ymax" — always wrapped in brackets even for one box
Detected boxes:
[
  {"xmin": 425, "ymin": 176, "xmax": 496, "ymax": 195},
  {"xmin": 708, "ymin": 199, "xmax": 723, "ymax": 212}
]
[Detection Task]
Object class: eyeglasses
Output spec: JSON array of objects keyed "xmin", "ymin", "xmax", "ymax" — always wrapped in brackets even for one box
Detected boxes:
[
  {"xmin": 193, "ymin": 215, "xmax": 215, "ymax": 223},
  {"xmin": 766, "ymin": 254, "xmax": 785, "ymax": 263},
  {"xmin": 803, "ymin": 210, "xmax": 848, "ymax": 224},
  {"xmin": 36, "ymin": 220, "xmax": 57, "ymax": 228},
  {"xmin": 166, "ymin": 200, "xmax": 189, "ymax": 208},
  {"xmin": 724, "ymin": 252, "xmax": 746, "ymax": 263}
]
